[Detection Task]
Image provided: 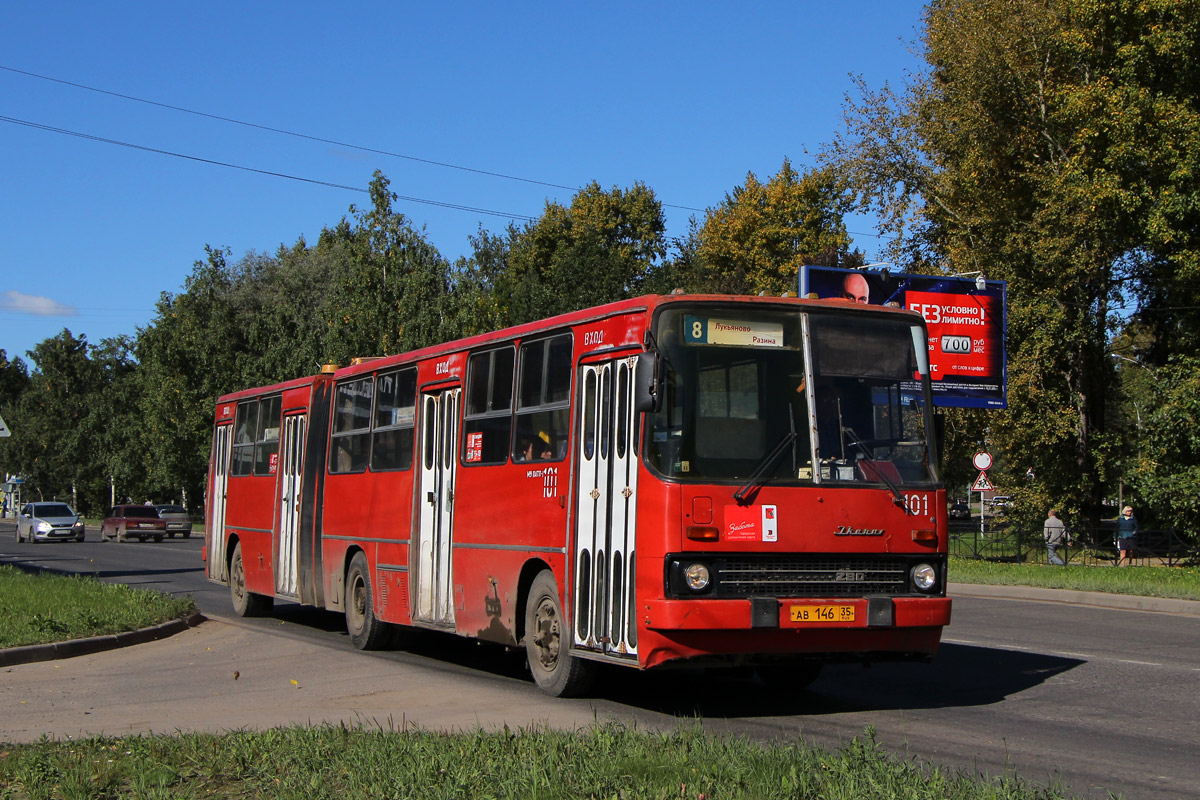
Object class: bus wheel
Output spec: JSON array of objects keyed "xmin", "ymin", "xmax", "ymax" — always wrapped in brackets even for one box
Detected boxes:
[
  {"xmin": 345, "ymin": 552, "xmax": 389, "ymax": 650},
  {"xmin": 525, "ymin": 570, "xmax": 595, "ymax": 697},
  {"xmin": 230, "ymin": 542, "xmax": 273, "ymax": 617}
]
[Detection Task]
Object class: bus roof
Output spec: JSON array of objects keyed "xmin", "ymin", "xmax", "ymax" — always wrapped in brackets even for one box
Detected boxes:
[{"xmin": 214, "ymin": 292, "xmax": 923, "ymax": 398}]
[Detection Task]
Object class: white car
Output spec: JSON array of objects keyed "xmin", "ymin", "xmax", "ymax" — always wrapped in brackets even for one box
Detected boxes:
[{"xmin": 17, "ymin": 502, "xmax": 86, "ymax": 543}]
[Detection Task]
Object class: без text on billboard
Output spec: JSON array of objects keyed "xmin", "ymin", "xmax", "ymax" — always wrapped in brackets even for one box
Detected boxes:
[{"xmin": 800, "ymin": 266, "xmax": 1007, "ymax": 409}]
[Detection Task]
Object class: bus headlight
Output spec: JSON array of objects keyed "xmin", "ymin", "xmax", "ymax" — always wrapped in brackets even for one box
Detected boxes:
[
  {"xmin": 683, "ymin": 563, "xmax": 711, "ymax": 591},
  {"xmin": 911, "ymin": 563, "xmax": 937, "ymax": 592}
]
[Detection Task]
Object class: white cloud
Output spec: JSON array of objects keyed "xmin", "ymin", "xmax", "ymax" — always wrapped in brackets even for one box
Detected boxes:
[{"xmin": 0, "ymin": 291, "xmax": 77, "ymax": 317}]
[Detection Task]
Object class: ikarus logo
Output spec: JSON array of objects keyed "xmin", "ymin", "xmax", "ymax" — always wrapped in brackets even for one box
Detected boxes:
[{"xmin": 834, "ymin": 526, "xmax": 885, "ymax": 536}]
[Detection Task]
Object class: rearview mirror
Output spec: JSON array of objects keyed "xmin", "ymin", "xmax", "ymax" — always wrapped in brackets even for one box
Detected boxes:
[{"xmin": 634, "ymin": 352, "xmax": 662, "ymax": 413}]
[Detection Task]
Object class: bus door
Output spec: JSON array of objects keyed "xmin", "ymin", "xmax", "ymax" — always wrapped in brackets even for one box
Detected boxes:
[
  {"xmin": 573, "ymin": 357, "xmax": 639, "ymax": 659},
  {"xmin": 414, "ymin": 387, "xmax": 460, "ymax": 626},
  {"xmin": 274, "ymin": 413, "xmax": 306, "ymax": 598},
  {"xmin": 207, "ymin": 423, "xmax": 233, "ymax": 582}
]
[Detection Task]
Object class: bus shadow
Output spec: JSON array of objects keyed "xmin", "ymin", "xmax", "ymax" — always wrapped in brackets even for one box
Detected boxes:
[
  {"xmin": 596, "ymin": 643, "xmax": 1084, "ymax": 717},
  {"xmin": 212, "ymin": 601, "xmax": 1085, "ymax": 716}
]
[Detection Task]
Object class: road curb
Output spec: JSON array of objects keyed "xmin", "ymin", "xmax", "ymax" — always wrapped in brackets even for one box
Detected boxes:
[
  {"xmin": 0, "ymin": 612, "xmax": 207, "ymax": 668},
  {"xmin": 950, "ymin": 582, "xmax": 1200, "ymax": 617}
]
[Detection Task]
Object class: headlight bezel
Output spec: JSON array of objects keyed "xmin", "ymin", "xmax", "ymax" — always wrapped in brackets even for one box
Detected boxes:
[{"xmin": 911, "ymin": 562, "xmax": 938, "ymax": 592}]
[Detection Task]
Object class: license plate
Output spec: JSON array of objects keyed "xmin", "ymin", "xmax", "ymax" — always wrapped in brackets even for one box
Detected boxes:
[{"xmin": 789, "ymin": 604, "xmax": 856, "ymax": 623}]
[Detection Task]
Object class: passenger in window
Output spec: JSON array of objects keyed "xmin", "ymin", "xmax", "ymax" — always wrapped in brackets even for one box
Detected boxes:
[{"xmin": 518, "ymin": 432, "xmax": 554, "ymax": 462}]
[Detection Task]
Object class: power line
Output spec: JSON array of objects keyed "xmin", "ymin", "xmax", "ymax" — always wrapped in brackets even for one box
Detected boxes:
[
  {"xmin": 0, "ymin": 64, "xmax": 706, "ymax": 213},
  {"xmin": 0, "ymin": 115, "xmax": 537, "ymax": 222}
]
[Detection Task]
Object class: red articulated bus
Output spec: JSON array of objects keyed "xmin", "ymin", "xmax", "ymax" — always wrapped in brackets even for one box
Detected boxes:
[{"xmin": 204, "ymin": 294, "xmax": 951, "ymax": 696}]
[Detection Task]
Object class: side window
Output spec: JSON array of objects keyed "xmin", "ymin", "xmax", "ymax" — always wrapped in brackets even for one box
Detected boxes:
[
  {"xmin": 513, "ymin": 334, "xmax": 572, "ymax": 462},
  {"xmin": 329, "ymin": 377, "xmax": 373, "ymax": 474},
  {"xmin": 462, "ymin": 346, "xmax": 515, "ymax": 465},
  {"xmin": 371, "ymin": 367, "xmax": 417, "ymax": 471},
  {"xmin": 253, "ymin": 395, "xmax": 282, "ymax": 475},
  {"xmin": 231, "ymin": 400, "xmax": 259, "ymax": 477}
]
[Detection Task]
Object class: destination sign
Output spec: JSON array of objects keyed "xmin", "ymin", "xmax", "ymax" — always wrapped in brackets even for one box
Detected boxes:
[{"xmin": 684, "ymin": 316, "xmax": 784, "ymax": 348}]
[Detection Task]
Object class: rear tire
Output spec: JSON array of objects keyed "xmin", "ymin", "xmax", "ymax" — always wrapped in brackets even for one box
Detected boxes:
[
  {"xmin": 153, "ymin": 535, "xmax": 163, "ymax": 543},
  {"xmin": 524, "ymin": 570, "xmax": 595, "ymax": 697},
  {"xmin": 230, "ymin": 542, "xmax": 273, "ymax": 617},
  {"xmin": 345, "ymin": 552, "xmax": 390, "ymax": 650}
]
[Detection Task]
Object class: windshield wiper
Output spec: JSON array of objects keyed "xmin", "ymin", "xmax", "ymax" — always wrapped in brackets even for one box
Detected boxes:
[
  {"xmin": 841, "ymin": 425, "xmax": 911, "ymax": 515},
  {"xmin": 733, "ymin": 407, "xmax": 798, "ymax": 506}
]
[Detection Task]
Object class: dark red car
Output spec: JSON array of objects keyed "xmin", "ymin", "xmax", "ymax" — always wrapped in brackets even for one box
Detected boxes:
[{"xmin": 101, "ymin": 505, "xmax": 168, "ymax": 543}]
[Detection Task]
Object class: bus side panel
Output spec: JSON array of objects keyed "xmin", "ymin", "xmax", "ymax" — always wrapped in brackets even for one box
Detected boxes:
[
  {"xmin": 224, "ymin": 472, "xmax": 277, "ymax": 597},
  {"xmin": 298, "ymin": 379, "xmax": 332, "ymax": 607},
  {"xmin": 320, "ymin": 465, "xmax": 414, "ymax": 617},
  {"xmin": 450, "ymin": 463, "xmax": 570, "ymax": 644}
]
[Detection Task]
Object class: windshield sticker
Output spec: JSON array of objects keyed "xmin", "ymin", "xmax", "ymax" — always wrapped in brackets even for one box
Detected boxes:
[
  {"xmin": 685, "ymin": 316, "xmax": 784, "ymax": 348},
  {"xmin": 725, "ymin": 504, "xmax": 778, "ymax": 542}
]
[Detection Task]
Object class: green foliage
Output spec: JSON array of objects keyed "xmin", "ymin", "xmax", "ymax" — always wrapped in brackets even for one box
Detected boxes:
[
  {"xmin": 948, "ymin": 556, "xmax": 1200, "ymax": 600},
  {"xmin": 0, "ymin": 565, "xmax": 196, "ymax": 648},
  {"xmin": 320, "ymin": 171, "xmax": 453, "ymax": 360},
  {"xmin": 487, "ymin": 181, "xmax": 667, "ymax": 326},
  {"xmin": 828, "ymin": 0, "xmax": 1200, "ymax": 530},
  {"xmin": 0, "ymin": 722, "xmax": 1075, "ymax": 799},
  {"xmin": 0, "ymin": 332, "xmax": 140, "ymax": 512},
  {"xmin": 1127, "ymin": 355, "xmax": 1200, "ymax": 535},
  {"xmin": 689, "ymin": 159, "xmax": 855, "ymax": 295}
]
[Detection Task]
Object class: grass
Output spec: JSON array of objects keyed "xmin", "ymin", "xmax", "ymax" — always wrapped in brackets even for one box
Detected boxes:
[
  {"xmin": 0, "ymin": 564, "xmax": 196, "ymax": 648},
  {"xmin": 949, "ymin": 556, "xmax": 1200, "ymax": 601},
  {"xmin": 0, "ymin": 722, "xmax": 1080, "ymax": 800}
]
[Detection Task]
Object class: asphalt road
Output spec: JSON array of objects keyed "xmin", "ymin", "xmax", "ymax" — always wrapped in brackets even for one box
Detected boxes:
[{"xmin": 2, "ymin": 520, "xmax": 1198, "ymax": 800}]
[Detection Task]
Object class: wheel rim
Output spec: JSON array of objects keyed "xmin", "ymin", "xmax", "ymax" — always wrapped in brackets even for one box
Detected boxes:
[
  {"xmin": 231, "ymin": 556, "xmax": 247, "ymax": 605},
  {"xmin": 531, "ymin": 594, "xmax": 561, "ymax": 672},
  {"xmin": 349, "ymin": 573, "xmax": 367, "ymax": 633}
]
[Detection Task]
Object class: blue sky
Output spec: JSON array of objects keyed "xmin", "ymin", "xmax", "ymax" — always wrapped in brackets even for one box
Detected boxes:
[{"xmin": 1, "ymin": 2, "xmax": 927, "ymax": 368}]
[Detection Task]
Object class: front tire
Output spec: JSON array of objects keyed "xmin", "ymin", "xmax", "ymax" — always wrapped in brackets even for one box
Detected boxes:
[
  {"xmin": 345, "ymin": 552, "xmax": 390, "ymax": 650},
  {"xmin": 524, "ymin": 570, "xmax": 595, "ymax": 697},
  {"xmin": 230, "ymin": 542, "xmax": 273, "ymax": 617}
]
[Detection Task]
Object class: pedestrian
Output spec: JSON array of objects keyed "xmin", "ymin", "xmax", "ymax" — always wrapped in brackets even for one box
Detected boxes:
[
  {"xmin": 1043, "ymin": 509, "xmax": 1067, "ymax": 566},
  {"xmin": 1115, "ymin": 505, "xmax": 1138, "ymax": 566}
]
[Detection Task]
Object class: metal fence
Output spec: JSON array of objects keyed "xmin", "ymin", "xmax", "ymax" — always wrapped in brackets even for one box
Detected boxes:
[{"xmin": 949, "ymin": 523, "xmax": 1198, "ymax": 566}]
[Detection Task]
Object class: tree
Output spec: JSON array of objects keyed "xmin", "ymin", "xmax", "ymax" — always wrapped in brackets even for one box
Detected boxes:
[
  {"xmin": 0, "ymin": 349, "xmax": 30, "ymax": 487},
  {"xmin": 1127, "ymin": 355, "xmax": 1200, "ymax": 537},
  {"xmin": 0, "ymin": 332, "xmax": 138, "ymax": 511},
  {"xmin": 827, "ymin": 0, "xmax": 1200, "ymax": 528},
  {"xmin": 691, "ymin": 159, "xmax": 855, "ymax": 295},
  {"xmin": 491, "ymin": 181, "xmax": 667, "ymax": 325},
  {"xmin": 318, "ymin": 171, "xmax": 453, "ymax": 361}
]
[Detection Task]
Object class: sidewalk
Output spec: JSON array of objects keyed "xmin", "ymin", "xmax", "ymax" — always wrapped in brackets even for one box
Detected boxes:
[{"xmin": 0, "ymin": 617, "xmax": 604, "ymax": 744}]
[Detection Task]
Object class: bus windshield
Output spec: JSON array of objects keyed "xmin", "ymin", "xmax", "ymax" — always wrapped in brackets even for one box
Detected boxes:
[{"xmin": 644, "ymin": 305, "xmax": 936, "ymax": 487}]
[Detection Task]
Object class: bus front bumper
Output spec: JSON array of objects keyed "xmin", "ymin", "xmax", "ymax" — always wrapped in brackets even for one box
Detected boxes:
[
  {"xmin": 636, "ymin": 596, "xmax": 952, "ymax": 670},
  {"xmin": 642, "ymin": 595, "xmax": 951, "ymax": 631}
]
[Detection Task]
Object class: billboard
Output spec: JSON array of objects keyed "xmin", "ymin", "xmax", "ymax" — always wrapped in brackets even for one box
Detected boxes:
[{"xmin": 800, "ymin": 266, "xmax": 1007, "ymax": 409}]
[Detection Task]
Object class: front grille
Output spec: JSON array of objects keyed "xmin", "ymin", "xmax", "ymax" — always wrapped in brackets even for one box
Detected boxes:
[
  {"xmin": 723, "ymin": 557, "xmax": 906, "ymax": 596},
  {"xmin": 669, "ymin": 555, "xmax": 920, "ymax": 598}
]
